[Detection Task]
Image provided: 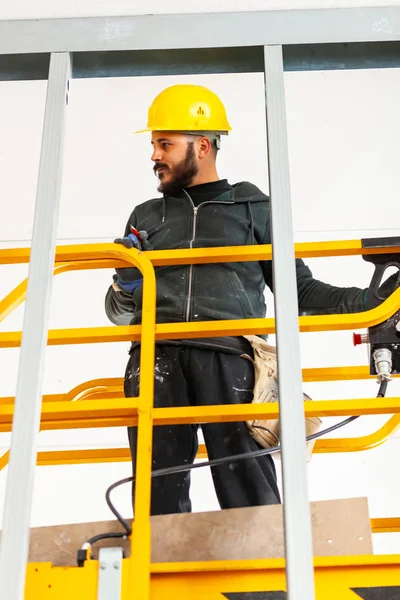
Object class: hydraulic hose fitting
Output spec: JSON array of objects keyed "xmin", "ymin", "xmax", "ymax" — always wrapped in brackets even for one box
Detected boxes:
[{"xmin": 373, "ymin": 348, "xmax": 393, "ymax": 382}]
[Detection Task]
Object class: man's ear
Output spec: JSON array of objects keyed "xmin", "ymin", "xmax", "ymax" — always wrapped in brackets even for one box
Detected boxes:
[{"xmin": 197, "ymin": 136, "xmax": 212, "ymax": 159}]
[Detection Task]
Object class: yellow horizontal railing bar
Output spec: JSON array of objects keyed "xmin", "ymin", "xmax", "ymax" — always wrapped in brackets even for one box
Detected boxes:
[
  {"xmin": 0, "ymin": 397, "xmax": 140, "ymax": 425},
  {"xmin": 1, "ymin": 239, "xmax": 400, "ymax": 267},
  {"xmin": 129, "ymin": 398, "xmax": 400, "ymax": 423},
  {"xmin": 17, "ymin": 409, "xmax": 400, "ymax": 465},
  {"xmin": 371, "ymin": 517, "xmax": 400, "ymax": 534},
  {"xmin": 0, "ymin": 408, "xmax": 398, "ymax": 469},
  {"xmin": 1, "ymin": 285, "xmax": 400, "ymax": 349},
  {"xmin": 0, "ymin": 398, "xmax": 399, "ymax": 432},
  {"xmin": 0, "ymin": 392, "xmax": 120, "ymax": 405},
  {"xmin": 0, "ymin": 367, "xmax": 393, "ymax": 407},
  {"xmin": 149, "ymin": 554, "xmax": 400, "ymax": 574},
  {"xmin": 36, "ymin": 447, "xmax": 131, "ymax": 466},
  {"xmin": 4, "ymin": 365, "xmax": 399, "ymax": 407},
  {"xmin": 20, "ymin": 417, "xmax": 130, "ymax": 432},
  {"xmin": 62, "ymin": 377, "xmax": 125, "ymax": 401},
  {"xmin": 1, "ymin": 405, "xmax": 399, "ymax": 469},
  {"xmin": 0, "ymin": 448, "xmax": 131, "ymax": 472},
  {"xmin": 0, "ymin": 382, "xmax": 125, "ymax": 407},
  {"xmin": 302, "ymin": 365, "xmax": 400, "ymax": 382},
  {"xmin": 316, "ymin": 414, "xmax": 400, "ymax": 453}
]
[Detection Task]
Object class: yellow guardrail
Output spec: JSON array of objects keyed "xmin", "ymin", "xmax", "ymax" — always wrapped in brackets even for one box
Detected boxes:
[
  {"xmin": 0, "ymin": 369, "xmax": 399, "ymax": 465},
  {"xmin": 1, "ymin": 242, "xmax": 400, "ymax": 342},
  {"xmin": 1, "ymin": 240, "xmax": 400, "ymax": 596}
]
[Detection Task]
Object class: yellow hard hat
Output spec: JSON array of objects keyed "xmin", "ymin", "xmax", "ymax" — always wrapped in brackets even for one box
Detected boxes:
[{"xmin": 135, "ymin": 84, "xmax": 231, "ymax": 134}]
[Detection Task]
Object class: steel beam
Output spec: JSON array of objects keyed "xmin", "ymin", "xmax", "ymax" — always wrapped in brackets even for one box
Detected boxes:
[
  {"xmin": 0, "ymin": 8, "xmax": 399, "ymax": 56},
  {"xmin": 264, "ymin": 45, "xmax": 314, "ymax": 599},
  {"xmin": 1, "ymin": 42, "xmax": 400, "ymax": 81},
  {"xmin": 0, "ymin": 53, "xmax": 71, "ymax": 600}
]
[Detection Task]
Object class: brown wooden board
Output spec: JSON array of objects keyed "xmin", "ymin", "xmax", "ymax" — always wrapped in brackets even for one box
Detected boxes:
[{"xmin": 12, "ymin": 497, "xmax": 372, "ymax": 566}]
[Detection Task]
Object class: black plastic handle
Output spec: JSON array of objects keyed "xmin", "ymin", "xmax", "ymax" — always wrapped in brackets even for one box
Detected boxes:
[{"xmin": 363, "ymin": 253, "xmax": 400, "ymax": 305}]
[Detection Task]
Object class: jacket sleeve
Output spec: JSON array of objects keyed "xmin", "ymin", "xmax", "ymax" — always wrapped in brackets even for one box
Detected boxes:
[
  {"xmin": 261, "ymin": 255, "xmax": 366, "ymax": 315},
  {"xmin": 105, "ymin": 279, "xmax": 135, "ymax": 325},
  {"xmin": 104, "ymin": 209, "xmax": 141, "ymax": 326},
  {"xmin": 258, "ymin": 208, "xmax": 366, "ymax": 315},
  {"xmin": 294, "ymin": 259, "xmax": 366, "ymax": 315}
]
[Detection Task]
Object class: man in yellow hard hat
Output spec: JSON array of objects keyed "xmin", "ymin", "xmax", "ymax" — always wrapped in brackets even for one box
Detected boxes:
[
  {"xmin": 105, "ymin": 84, "xmax": 399, "ymax": 515},
  {"xmin": 136, "ymin": 84, "xmax": 230, "ymax": 197}
]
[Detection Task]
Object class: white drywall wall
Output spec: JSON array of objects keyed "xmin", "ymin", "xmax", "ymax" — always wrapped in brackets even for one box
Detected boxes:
[{"xmin": 0, "ymin": 64, "xmax": 399, "ymax": 554}]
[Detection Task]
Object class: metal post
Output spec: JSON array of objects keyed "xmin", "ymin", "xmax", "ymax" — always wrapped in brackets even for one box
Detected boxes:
[
  {"xmin": 263, "ymin": 45, "xmax": 315, "ymax": 600},
  {"xmin": 0, "ymin": 53, "xmax": 71, "ymax": 599},
  {"xmin": 97, "ymin": 547, "xmax": 123, "ymax": 600}
]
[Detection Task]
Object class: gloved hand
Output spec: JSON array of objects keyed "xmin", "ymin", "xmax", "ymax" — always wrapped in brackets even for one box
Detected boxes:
[
  {"xmin": 112, "ymin": 273, "xmax": 142, "ymax": 294},
  {"xmin": 114, "ymin": 228, "xmax": 152, "ymax": 251},
  {"xmin": 113, "ymin": 228, "xmax": 152, "ymax": 294},
  {"xmin": 365, "ymin": 271, "xmax": 400, "ymax": 310}
]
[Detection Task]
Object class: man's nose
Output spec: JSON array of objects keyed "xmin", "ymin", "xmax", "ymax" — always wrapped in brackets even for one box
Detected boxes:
[{"xmin": 151, "ymin": 147, "xmax": 162, "ymax": 162}]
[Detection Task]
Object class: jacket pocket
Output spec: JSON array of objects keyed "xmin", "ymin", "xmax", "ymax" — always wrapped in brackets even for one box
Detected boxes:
[{"xmin": 225, "ymin": 269, "xmax": 254, "ymax": 319}]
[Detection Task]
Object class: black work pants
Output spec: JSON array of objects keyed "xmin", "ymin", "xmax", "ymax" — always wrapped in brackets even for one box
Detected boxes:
[{"xmin": 125, "ymin": 345, "xmax": 281, "ymax": 515}]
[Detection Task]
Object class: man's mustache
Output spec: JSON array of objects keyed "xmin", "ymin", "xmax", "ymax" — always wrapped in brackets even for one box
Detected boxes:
[{"xmin": 153, "ymin": 163, "xmax": 170, "ymax": 174}]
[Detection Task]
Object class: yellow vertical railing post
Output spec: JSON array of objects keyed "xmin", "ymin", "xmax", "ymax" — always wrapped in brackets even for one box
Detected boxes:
[{"xmin": 127, "ymin": 252, "xmax": 157, "ymax": 600}]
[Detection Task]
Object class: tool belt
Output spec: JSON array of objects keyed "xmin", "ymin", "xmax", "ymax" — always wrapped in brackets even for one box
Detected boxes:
[{"xmin": 242, "ymin": 335, "xmax": 322, "ymax": 461}]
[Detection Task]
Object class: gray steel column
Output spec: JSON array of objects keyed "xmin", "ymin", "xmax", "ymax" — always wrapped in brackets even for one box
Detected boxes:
[
  {"xmin": 263, "ymin": 45, "xmax": 315, "ymax": 600},
  {"xmin": 0, "ymin": 53, "xmax": 71, "ymax": 599}
]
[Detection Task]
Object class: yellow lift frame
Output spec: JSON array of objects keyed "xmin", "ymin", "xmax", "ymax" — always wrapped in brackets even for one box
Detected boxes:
[
  {"xmin": 0, "ymin": 242, "xmax": 400, "ymax": 598},
  {"xmin": 0, "ymin": 7, "xmax": 400, "ymax": 599}
]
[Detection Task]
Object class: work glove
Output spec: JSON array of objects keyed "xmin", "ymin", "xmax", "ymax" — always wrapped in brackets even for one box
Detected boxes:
[
  {"xmin": 114, "ymin": 228, "xmax": 152, "ymax": 251},
  {"xmin": 113, "ymin": 228, "xmax": 152, "ymax": 293}
]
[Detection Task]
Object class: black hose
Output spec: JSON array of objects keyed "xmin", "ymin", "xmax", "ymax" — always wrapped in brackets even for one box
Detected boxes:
[
  {"xmin": 87, "ymin": 531, "xmax": 128, "ymax": 546},
  {"xmin": 377, "ymin": 379, "xmax": 388, "ymax": 397},
  {"xmin": 78, "ymin": 381, "xmax": 390, "ymax": 563}
]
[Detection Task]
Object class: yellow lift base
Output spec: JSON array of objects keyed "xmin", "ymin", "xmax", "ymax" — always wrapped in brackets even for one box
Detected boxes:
[{"xmin": 24, "ymin": 556, "xmax": 400, "ymax": 599}]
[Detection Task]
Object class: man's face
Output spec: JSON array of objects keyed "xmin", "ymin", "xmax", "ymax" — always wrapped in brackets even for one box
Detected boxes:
[{"xmin": 151, "ymin": 132, "xmax": 199, "ymax": 196}]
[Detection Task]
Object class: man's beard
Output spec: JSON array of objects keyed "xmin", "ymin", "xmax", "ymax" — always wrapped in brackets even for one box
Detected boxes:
[{"xmin": 154, "ymin": 142, "xmax": 199, "ymax": 196}]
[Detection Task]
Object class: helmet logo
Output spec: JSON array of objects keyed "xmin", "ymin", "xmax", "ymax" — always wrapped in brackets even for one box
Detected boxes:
[{"xmin": 191, "ymin": 102, "xmax": 211, "ymax": 119}]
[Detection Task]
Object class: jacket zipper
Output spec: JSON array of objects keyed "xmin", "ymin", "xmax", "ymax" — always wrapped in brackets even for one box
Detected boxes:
[
  {"xmin": 183, "ymin": 192, "xmax": 234, "ymax": 321},
  {"xmin": 185, "ymin": 205, "xmax": 198, "ymax": 321}
]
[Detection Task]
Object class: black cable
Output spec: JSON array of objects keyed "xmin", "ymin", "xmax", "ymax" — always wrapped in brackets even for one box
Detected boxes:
[
  {"xmin": 78, "ymin": 381, "xmax": 390, "ymax": 564},
  {"xmin": 251, "ymin": 415, "xmax": 359, "ymax": 444},
  {"xmin": 108, "ymin": 414, "xmax": 360, "ymax": 498},
  {"xmin": 102, "ymin": 413, "xmax": 366, "ymax": 534},
  {"xmin": 87, "ymin": 532, "xmax": 128, "ymax": 546},
  {"xmin": 105, "ymin": 477, "xmax": 133, "ymax": 536},
  {"xmin": 77, "ymin": 532, "xmax": 129, "ymax": 567},
  {"xmin": 377, "ymin": 379, "xmax": 388, "ymax": 397}
]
